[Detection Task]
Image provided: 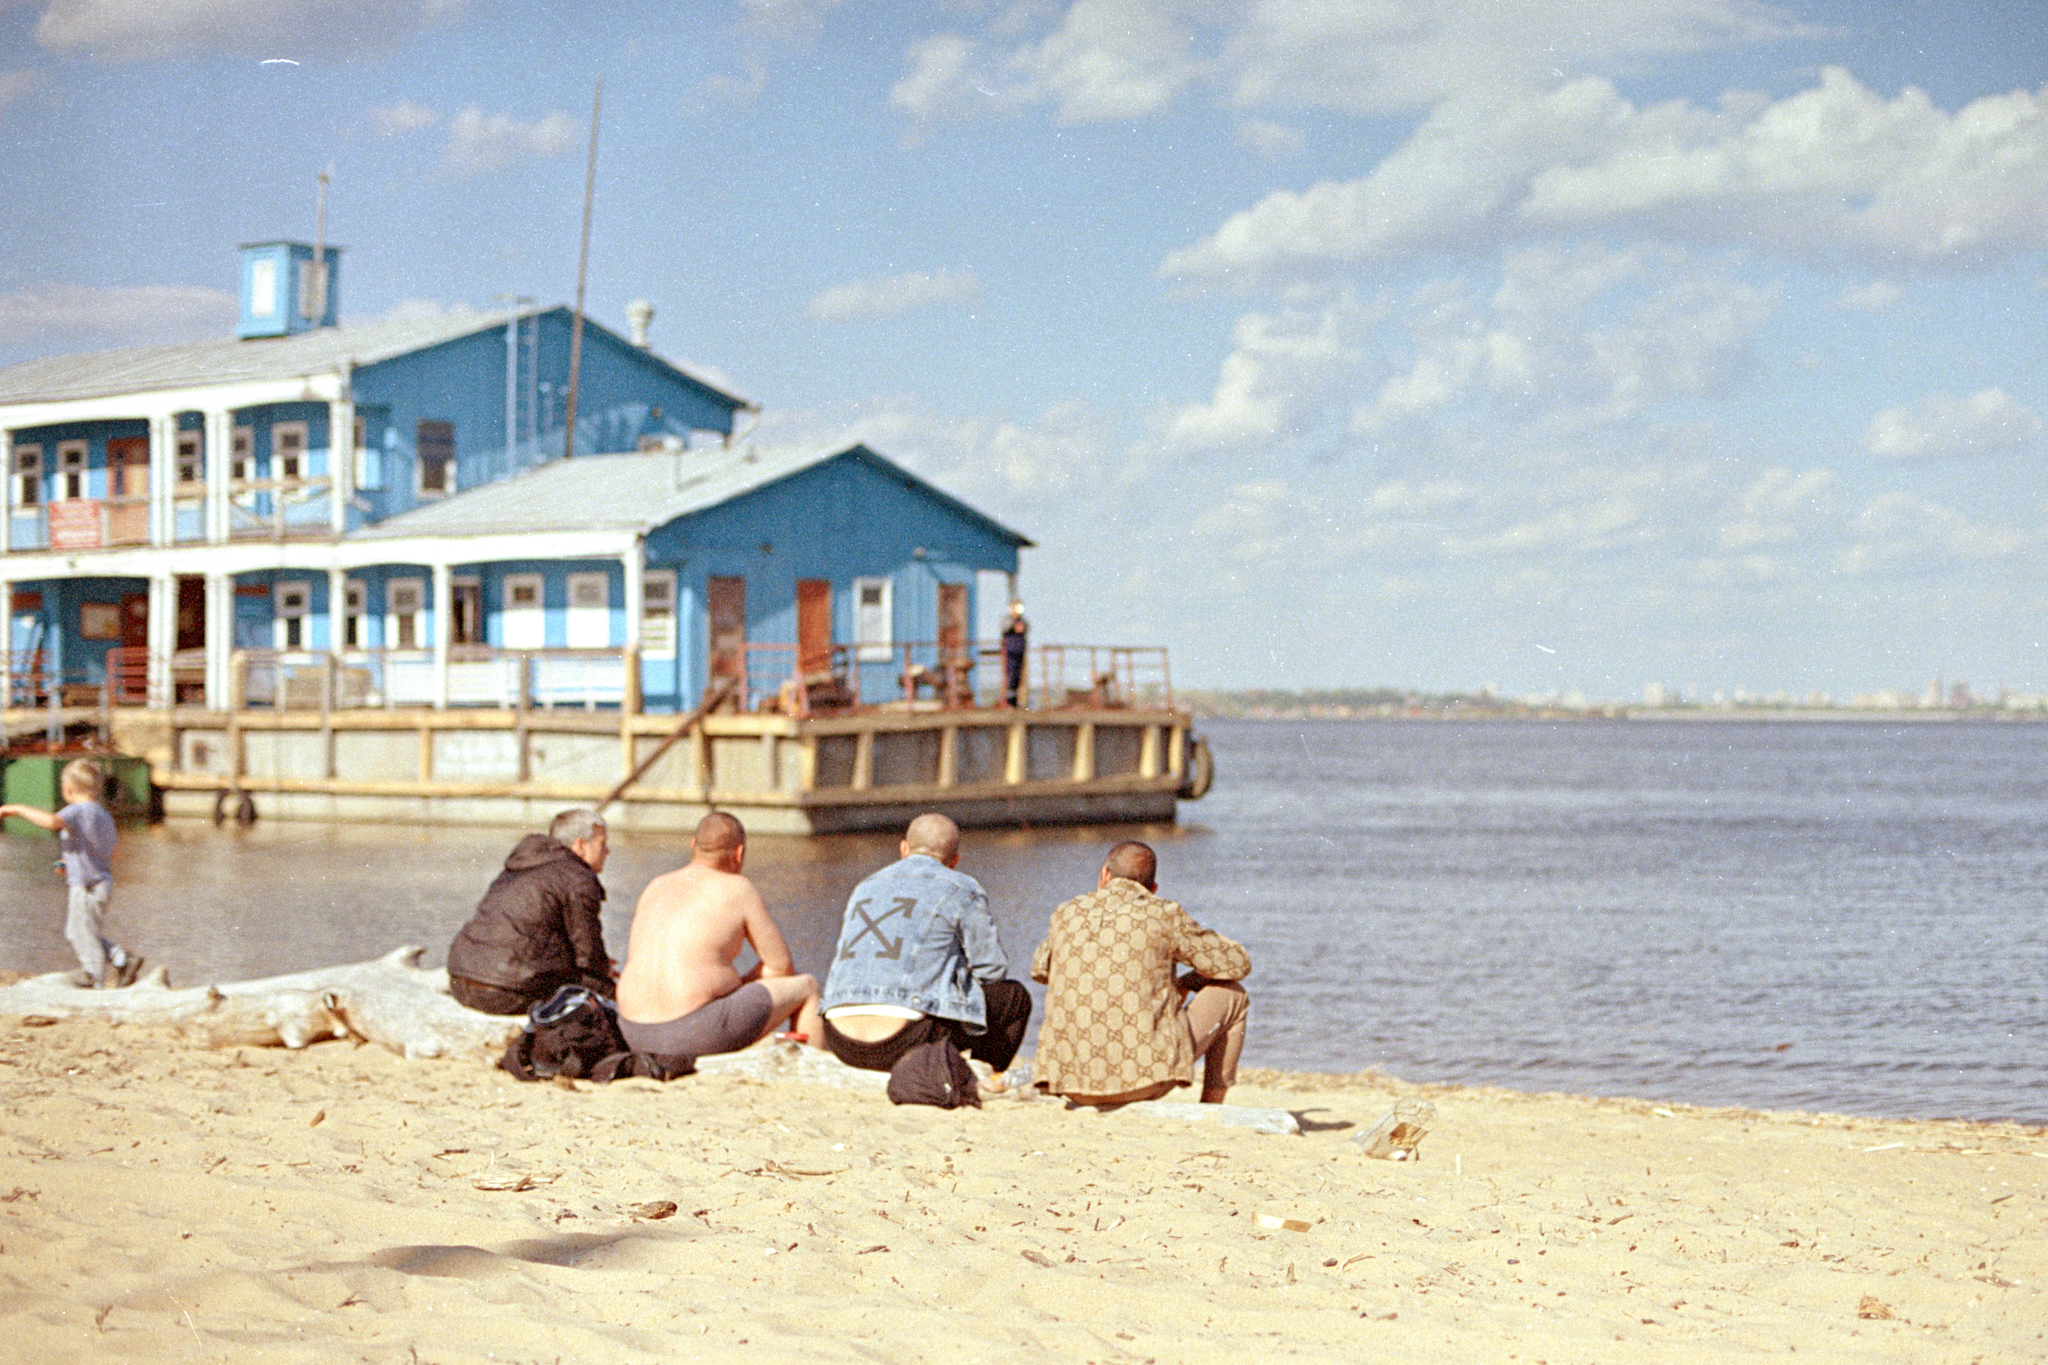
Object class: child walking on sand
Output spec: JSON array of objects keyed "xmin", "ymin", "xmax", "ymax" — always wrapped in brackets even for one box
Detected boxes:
[{"xmin": 1, "ymin": 758, "xmax": 142, "ymax": 988}]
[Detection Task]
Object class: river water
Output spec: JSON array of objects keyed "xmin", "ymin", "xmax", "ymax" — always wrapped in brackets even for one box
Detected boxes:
[{"xmin": 4, "ymin": 718, "xmax": 2042, "ymax": 1124}]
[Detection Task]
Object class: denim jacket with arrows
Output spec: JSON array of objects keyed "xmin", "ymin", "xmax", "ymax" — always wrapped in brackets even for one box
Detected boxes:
[{"xmin": 820, "ymin": 853, "xmax": 1011, "ymax": 1030}]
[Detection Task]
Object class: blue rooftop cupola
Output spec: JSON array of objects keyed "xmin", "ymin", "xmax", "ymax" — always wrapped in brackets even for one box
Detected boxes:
[{"xmin": 237, "ymin": 241, "xmax": 342, "ymax": 339}]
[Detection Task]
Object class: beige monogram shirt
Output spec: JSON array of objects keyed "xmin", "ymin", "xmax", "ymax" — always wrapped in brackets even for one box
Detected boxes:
[{"xmin": 1029, "ymin": 878, "xmax": 1251, "ymax": 1097}]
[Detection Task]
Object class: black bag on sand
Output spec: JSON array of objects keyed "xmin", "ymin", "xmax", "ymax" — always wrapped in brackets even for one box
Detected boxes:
[
  {"xmin": 886, "ymin": 1038, "xmax": 980, "ymax": 1108},
  {"xmin": 498, "ymin": 984, "xmax": 688, "ymax": 1082}
]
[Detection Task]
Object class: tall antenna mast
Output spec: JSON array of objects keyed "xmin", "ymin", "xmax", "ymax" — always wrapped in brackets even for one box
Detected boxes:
[
  {"xmin": 561, "ymin": 77, "xmax": 601, "ymax": 460},
  {"xmin": 310, "ymin": 165, "xmax": 331, "ymax": 321}
]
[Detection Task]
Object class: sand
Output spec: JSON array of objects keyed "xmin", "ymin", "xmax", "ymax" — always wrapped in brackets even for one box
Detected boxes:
[{"xmin": 0, "ymin": 1016, "xmax": 2041, "ymax": 1364}]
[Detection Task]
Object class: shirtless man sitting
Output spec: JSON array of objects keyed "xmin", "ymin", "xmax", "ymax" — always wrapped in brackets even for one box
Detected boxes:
[{"xmin": 614, "ymin": 811, "xmax": 822, "ymax": 1072}]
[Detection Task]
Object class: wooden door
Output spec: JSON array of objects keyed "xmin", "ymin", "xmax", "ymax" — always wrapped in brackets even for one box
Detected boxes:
[
  {"xmin": 708, "ymin": 576, "xmax": 746, "ymax": 689},
  {"xmin": 106, "ymin": 436, "xmax": 149, "ymax": 544},
  {"xmin": 115, "ymin": 594, "xmax": 149, "ymax": 703},
  {"xmin": 796, "ymin": 579, "xmax": 833, "ymax": 677},
  {"xmin": 937, "ymin": 582, "xmax": 970, "ymax": 704}
]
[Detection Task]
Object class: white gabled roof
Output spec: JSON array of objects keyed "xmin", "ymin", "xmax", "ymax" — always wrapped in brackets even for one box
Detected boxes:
[
  {"xmin": 350, "ymin": 444, "xmax": 1032, "ymax": 547},
  {"xmin": 0, "ymin": 309, "xmax": 749, "ymax": 411}
]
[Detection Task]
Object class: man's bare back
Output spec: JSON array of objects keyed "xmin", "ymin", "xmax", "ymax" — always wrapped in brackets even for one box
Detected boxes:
[
  {"xmin": 616, "ymin": 860, "xmax": 771, "ymax": 1022},
  {"xmin": 614, "ymin": 813, "xmax": 822, "ymax": 1044}
]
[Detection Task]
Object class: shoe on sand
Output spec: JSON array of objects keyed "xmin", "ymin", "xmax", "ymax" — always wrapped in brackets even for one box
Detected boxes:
[{"xmin": 111, "ymin": 954, "xmax": 146, "ymax": 988}]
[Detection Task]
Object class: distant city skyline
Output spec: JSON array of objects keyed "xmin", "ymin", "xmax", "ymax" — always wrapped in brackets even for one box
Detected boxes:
[{"xmin": 2, "ymin": 2, "xmax": 2045, "ymax": 697}]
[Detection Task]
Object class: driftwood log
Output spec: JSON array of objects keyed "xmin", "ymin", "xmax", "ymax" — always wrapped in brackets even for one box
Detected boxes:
[{"xmin": 0, "ymin": 947, "xmax": 521, "ymax": 1060}]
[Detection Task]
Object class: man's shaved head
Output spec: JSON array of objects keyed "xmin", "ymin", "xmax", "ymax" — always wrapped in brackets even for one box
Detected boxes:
[
  {"xmin": 903, "ymin": 812, "xmax": 961, "ymax": 863},
  {"xmin": 693, "ymin": 810, "xmax": 746, "ymax": 858},
  {"xmin": 1102, "ymin": 841, "xmax": 1157, "ymax": 889}
]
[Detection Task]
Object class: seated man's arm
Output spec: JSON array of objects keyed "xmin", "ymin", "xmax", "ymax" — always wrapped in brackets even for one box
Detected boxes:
[
  {"xmin": 563, "ymin": 884, "xmax": 611, "ymax": 981},
  {"xmin": 741, "ymin": 889, "xmax": 799, "ymax": 980},
  {"xmin": 958, "ymin": 885, "xmax": 1010, "ymax": 981},
  {"xmin": 1172, "ymin": 907, "xmax": 1252, "ymax": 984}
]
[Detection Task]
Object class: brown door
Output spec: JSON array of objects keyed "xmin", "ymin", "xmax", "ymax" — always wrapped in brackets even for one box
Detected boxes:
[
  {"xmin": 796, "ymin": 579, "xmax": 833, "ymax": 677},
  {"xmin": 114, "ymin": 594, "xmax": 149, "ymax": 703},
  {"xmin": 708, "ymin": 576, "xmax": 746, "ymax": 689},
  {"xmin": 106, "ymin": 437, "xmax": 149, "ymax": 544},
  {"xmin": 937, "ymin": 582, "xmax": 969, "ymax": 703}
]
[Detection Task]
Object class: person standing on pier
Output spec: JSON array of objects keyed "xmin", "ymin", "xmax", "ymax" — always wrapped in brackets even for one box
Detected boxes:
[
  {"xmin": 447, "ymin": 808, "xmax": 615, "ymax": 1015},
  {"xmin": 1001, "ymin": 600, "xmax": 1029, "ymax": 708},
  {"xmin": 1, "ymin": 758, "xmax": 142, "ymax": 989}
]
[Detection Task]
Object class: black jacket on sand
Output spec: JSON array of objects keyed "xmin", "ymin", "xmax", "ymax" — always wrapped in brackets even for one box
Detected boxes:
[{"xmin": 447, "ymin": 834, "xmax": 610, "ymax": 999}]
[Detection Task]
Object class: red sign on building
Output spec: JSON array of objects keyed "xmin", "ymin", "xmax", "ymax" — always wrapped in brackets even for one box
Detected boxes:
[{"xmin": 47, "ymin": 499, "xmax": 103, "ymax": 551}]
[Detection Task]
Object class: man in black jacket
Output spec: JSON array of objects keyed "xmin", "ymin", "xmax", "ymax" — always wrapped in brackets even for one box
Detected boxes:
[{"xmin": 447, "ymin": 809, "xmax": 614, "ymax": 1015}]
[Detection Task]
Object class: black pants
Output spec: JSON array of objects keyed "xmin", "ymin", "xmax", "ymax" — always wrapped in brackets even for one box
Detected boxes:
[
  {"xmin": 450, "ymin": 970, "xmax": 611, "ymax": 1017},
  {"xmin": 823, "ymin": 978, "xmax": 1032, "ymax": 1074}
]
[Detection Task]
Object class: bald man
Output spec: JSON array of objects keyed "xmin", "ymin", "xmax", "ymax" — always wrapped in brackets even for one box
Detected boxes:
[
  {"xmin": 819, "ymin": 812, "xmax": 1032, "ymax": 1084},
  {"xmin": 614, "ymin": 811, "xmax": 821, "ymax": 1072}
]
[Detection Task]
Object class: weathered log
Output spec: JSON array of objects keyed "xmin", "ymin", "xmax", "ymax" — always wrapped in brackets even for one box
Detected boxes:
[{"xmin": 0, "ymin": 947, "xmax": 521, "ymax": 1060}]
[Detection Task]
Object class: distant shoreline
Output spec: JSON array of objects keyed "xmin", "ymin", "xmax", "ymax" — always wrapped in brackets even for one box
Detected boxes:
[{"xmin": 1184, "ymin": 696, "xmax": 2044, "ymax": 724}]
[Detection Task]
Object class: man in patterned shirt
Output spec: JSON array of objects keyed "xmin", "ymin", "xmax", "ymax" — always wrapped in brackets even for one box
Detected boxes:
[{"xmin": 1030, "ymin": 840, "xmax": 1251, "ymax": 1105}]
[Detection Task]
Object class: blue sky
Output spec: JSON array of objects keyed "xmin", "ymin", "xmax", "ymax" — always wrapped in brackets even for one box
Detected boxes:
[{"xmin": 4, "ymin": 1, "xmax": 2047, "ymax": 700}]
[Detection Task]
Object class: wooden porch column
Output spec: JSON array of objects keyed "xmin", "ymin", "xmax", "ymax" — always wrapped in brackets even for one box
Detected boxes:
[
  {"xmin": 1004, "ymin": 718, "xmax": 1026, "ymax": 785},
  {"xmin": 1072, "ymin": 720, "xmax": 1095, "ymax": 782},
  {"xmin": 328, "ymin": 393, "xmax": 355, "ymax": 535},
  {"xmin": 0, "ymin": 574, "xmax": 12, "ymax": 706},
  {"xmin": 147, "ymin": 412, "xmax": 175, "ymax": 547},
  {"xmin": 205, "ymin": 571, "xmax": 232, "ymax": 708},
  {"xmin": 431, "ymin": 562, "xmax": 452, "ymax": 710},
  {"xmin": 622, "ymin": 537, "xmax": 644, "ymax": 716},
  {"xmin": 146, "ymin": 572, "xmax": 174, "ymax": 708},
  {"xmin": 204, "ymin": 408, "xmax": 233, "ymax": 544}
]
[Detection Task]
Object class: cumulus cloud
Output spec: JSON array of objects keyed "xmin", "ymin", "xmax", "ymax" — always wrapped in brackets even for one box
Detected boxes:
[
  {"xmin": 0, "ymin": 282, "xmax": 236, "ymax": 347},
  {"xmin": 33, "ymin": 0, "xmax": 468, "ymax": 61},
  {"xmin": 1838, "ymin": 279, "xmax": 1901, "ymax": 311},
  {"xmin": 1165, "ymin": 288, "xmax": 1371, "ymax": 449},
  {"xmin": 891, "ymin": 0, "xmax": 1806, "ymax": 126},
  {"xmin": 735, "ymin": 0, "xmax": 842, "ymax": 45},
  {"xmin": 1839, "ymin": 493, "xmax": 2024, "ymax": 573},
  {"xmin": 1716, "ymin": 467, "xmax": 1834, "ymax": 549},
  {"xmin": 1164, "ymin": 69, "xmax": 2048, "ymax": 282},
  {"xmin": 371, "ymin": 98, "xmax": 437, "ymax": 135},
  {"xmin": 1865, "ymin": 388, "xmax": 2045, "ymax": 462},
  {"xmin": 805, "ymin": 268, "xmax": 981, "ymax": 324},
  {"xmin": 1236, "ymin": 119, "xmax": 1304, "ymax": 159},
  {"xmin": 0, "ymin": 68, "xmax": 42, "ymax": 115},
  {"xmin": 441, "ymin": 106, "xmax": 578, "ymax": 178}
]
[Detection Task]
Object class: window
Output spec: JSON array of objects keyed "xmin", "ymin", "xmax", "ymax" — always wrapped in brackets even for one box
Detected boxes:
[
  {"xmin": 388, "ymin": 579, "xmax": 424, "ymax": 650},
  {"xmin": 272, "ymin": 422, "xmax": 307, "ymax": 484},
  {"xmin": 502, "ymin": 574, "xmax": 544, "ymax": 648},
  {"xmin": 231, "ymin": 426, "xmax": 253, "ymax": 483},
  {"xmin": 274, "ymin": 580, "xmax": 310, "ymax": 650},
  {"xmin": 451, "ymin": 578, "xmax": 482, "ymax": 646},
  {"xmin": 13, "ymin": 444, "xmax": 41, "ymax": 506},
  {"xmin": 641, "ymin": 570, "xmax": 676, "ymax": 657},
  {"xmin": 854, "ymin": 576, "xmax": 893, "ymax": 662},
  {"xmin": 343, "ymin": 580, "xmax": 365, "ymax": 649},
  {"xmin": 566, "ymin": 571, "xmax": 610, "ymax": 649},
  {"xmin": 417, "ymin": 420, "xmax": 453, "ymax": 496},
  {"xmin": 175, "ymin": 432, "xmax": 203, "ymax": 488},
  {"xmin": 248, "ymin": 258, "xmax": 277, "ymax": 318},
  {"xmin": 58, "ymin": 441, "xmax": 87, "ymax": 500}
]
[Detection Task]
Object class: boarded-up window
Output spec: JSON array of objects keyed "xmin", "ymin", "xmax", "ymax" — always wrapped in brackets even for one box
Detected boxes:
[
  {"xmin": 642, "ymin": 571, "xmax": 676, "ymax": 657},
  {"xmin": 13, "ymin": 444, "xmax": 41, "ymax": 506},
  {"xmin": 418, "ymin": 420, "xmax": 454, "ymax": 495}
]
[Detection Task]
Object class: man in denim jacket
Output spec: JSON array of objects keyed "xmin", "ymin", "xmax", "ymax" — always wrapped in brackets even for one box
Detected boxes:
[{"xmin": 820, "ymin": 813, "xmax": 1032, "ymax": 1086}]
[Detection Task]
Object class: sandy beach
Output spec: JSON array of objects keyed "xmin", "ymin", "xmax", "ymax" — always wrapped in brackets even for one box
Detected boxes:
[{"xmin": 0, "ymin": 1014, "xmax": 2040, "ymax": 1364}]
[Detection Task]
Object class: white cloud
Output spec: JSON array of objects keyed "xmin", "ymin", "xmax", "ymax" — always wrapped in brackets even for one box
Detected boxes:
[
  {"xmin": 1838, "ymin": 493, "xmax": 2025, "ymax": 573},
  {"xmin": 33, "ymin": 0, "xmax": 468, "ymax": 61},
  {"xmin": 441, "ymin": 106, "xmax": 579, "ymax": 178},
  {"xmin": 805, "ymin": 268, "xmax": 981, "ymax": 324},
  {"xmin": 1838, "ymin": 279, "xmax": 1901, "ymax": 311},
  {"xmin": 1715, "ymin": 466, "xmax": 1834, "ymax": 549},
  {"xmin": 891, "ymin": 0, "xmax": 1807, "ymax": 126},
  {"xmin": 1865, "ymin": 387, "xmax": 2045, "ymax": 462},
  {"xmin": 1164, "ymin": 69, "xmax": 2048, "ymax": 282},
  {"xmin": 735, "ymin": 0, "xmax": 842, "ymax": 45},
  {"xmin": 1235, "ymin": 119, "xmax": 1304, "ymax": 159},
  {"xmin": 0, "ymin": 68, "xmax": 41, "ymax": 116},
  {"xmin": 371, "ymin": 98, "xmax": 437, "ymax": 135},
  {"xmin": 1164, "ymin": 287, "xmax": 1370, "ymax": 450},
  {"xmin": 0, "ymin": 282, "xmax": 236, "ymax": 347}
]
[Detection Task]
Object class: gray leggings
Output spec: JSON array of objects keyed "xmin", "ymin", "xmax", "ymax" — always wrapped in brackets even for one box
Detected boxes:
[{"xmin": 618, "ymin": 982, "xmax": 774, "ymax": 1065}]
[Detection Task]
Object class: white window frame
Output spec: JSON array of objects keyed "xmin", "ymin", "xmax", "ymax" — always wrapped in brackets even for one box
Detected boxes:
[
  {"xmin": 272, "ymin": 420, "xmax": 308, "ymax": 485},
  {"xmin": 57, "ymin": 440, "xmax": 87, "ymax": 500},
  {"xmin": 274, "ymin": 579, "xmax": 311, "ymax": 651},
  {"xmin": 387, "ymin": 578, "xmax": 425, "ymax": 652},
  {"xmin": 641, "ymin": 569, "xmax": 677, "ymax": 658},
  {"xmin": 231, "ymin": 425, "xmax": 253, "ymax": 484},
  {"xmin": 502, "ymin": 573, "xmax": 544, "ymax": 649},
  {"xmin": 854, "ymin": 576, "xmax": 893, "ymax": 663},
  {"xmin": 13, "ymin": 443, "xmax": 41, "ymax": 507},
  {"xmin": 175, "ymin": 431, "xmax": 203, "ymax": 489},
  {"xmin": 565, "ymin": 571, "xmax": 610, "ymax": 649},
  {"xmin": 342, "ymin": 579, "xmax": 366, "ymax": 650}
]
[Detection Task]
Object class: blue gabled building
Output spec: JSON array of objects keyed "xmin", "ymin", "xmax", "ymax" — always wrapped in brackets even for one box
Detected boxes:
[{"xmin": 0, "ymin": 242, "xmax": 1028, "ymax": 717}]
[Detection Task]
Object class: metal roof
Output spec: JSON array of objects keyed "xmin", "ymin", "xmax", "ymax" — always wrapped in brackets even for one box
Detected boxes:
[
  {"xmin": 350, "ymin": 443, "xmax": 1033, "ymax": 548},
  {"xmin": 0, "ymin": 308, "xmax": 750, "ymax": 411}
]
